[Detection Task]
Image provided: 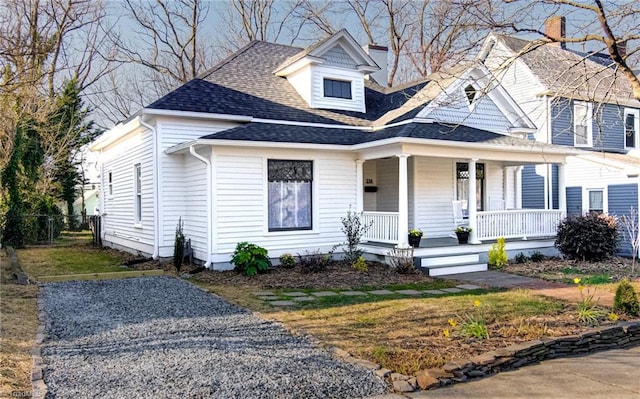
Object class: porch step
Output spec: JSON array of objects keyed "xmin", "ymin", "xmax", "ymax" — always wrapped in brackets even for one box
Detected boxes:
[
  {"xmin": 420, "ymin": 253, "xmax": 479, "ymax": 267},
  {"xmin": 421, "ymin": 262, "xmax": 488, "ymax": 277}
]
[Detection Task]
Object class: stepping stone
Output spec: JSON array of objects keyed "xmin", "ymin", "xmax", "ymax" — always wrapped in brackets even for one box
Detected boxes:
[
  {"xmin": 457, "ymin": 284, "xmax": 482, "ymax": 290},
  {"xmin": 270, "ymin": 300, "xmax": 296, "ymax": 306},
  {"xmin": 340, "ymin": 291, "xmax": 367, "ymax": 296},
  {"xmin": 423, "ymin": 289, "xmax": 445, "ymax": 295},
  {"xmin": 257, "ymin": 296, "xmax": 281, "ymax": 301},
  {"xmin": 368, "ymin": 290, "xmax": 394, "ymax": 295},
  {"xmin": 395, "ymin": 289, "xmax": 421, "ymax": 295},
  {"xmin": 292, "ymin": 296, "xmax": 316, "ymax": 302},
  {"xmin": 252, "ymin": 291, "xmax": 275, "ymax": 296},
  {"xmin": 310, "ymin": 291, "xmax": 338, "ymax": 297},
  {"xmin": 282, "ymin": 291, "xmax": 308, "ymax": 297},
  {"xmin": 441, "ymin": 287, "xmax": 464, "ymax": 293}
]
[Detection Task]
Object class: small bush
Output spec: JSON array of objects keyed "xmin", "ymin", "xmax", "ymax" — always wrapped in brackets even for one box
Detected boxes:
[
  {"xmin": 581, "ymin": 274, "xmax": 611, "ymax": 285},
  {"xmin": 514, "ymin": 252, "xmax": 528, "ymax": 264},
  {"xmin": 488, "ymin": 237, "xmax": 508, "ymax": 269},
  {"xmin": 352, "ymin": 256, "xmax": 368, "ymax": 272},
  {"xmin": 334, "ymin": 207, "xmax": 372, "ymax": 264},
  {"xmin": 173, "ymin": 218, "xmax": 185, "ymax": 273},
  {"xmin": 298, "ymin": 249, "xmax": 332, "ymax": 273},
  {"xmin": 279, "ymin": 253, "xmax": 295, "ymax": 269},
  {"xmin": 231, "ymin": 242, "xmax": 271, "ymax": 276},
  {"xmin": 529, "ymin": 251, "xmax": 545, "ymax": 262},
  {"xmin": 613, "ymin": 279, "xmax": 640, "ymax": 316},
  {"xmin": 555, "ymin": 213, "xmax": 619, "ymax": 261},
  {"xmin": 388, "ymin": 247, "xmax": 416, "ymax": 274}
]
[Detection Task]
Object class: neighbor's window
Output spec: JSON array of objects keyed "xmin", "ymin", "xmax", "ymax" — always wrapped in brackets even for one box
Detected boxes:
[
  {"xmin": 268, "ymin": 160, "xmax": 312, "ymax": 231},
  {"xmin": 624, "ymin": 108, "xmax": 639, "ymax": 149},
  {"xmin": 587, "ymin": 189, "xmax": 604, "ymax": 213},
  {"xmin": 134, "ymin": 164, "xmax": 141, "ymax": 223},
  {"xmin": 574, "ymin": 101, "xmax": 593, "ymax": 146},
  {"xmin": 108, "ymin": 171, "xmax": 113, "ymax": 196},
  {"xmin": 323, "ymin": 79, "xmax": 352, "ymax": 99},
  {"xmin": 456, "ymin": 162, "xmax": 485, "ymax": 213}
]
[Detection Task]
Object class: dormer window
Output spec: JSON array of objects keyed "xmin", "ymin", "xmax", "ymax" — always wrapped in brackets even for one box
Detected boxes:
[{"xmin": 323, "ymin": 79, "xmax": 352, "ymax": 99}]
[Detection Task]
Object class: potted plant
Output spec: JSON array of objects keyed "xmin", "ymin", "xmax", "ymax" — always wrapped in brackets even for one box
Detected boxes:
[
  {"xmin": 455, "ymin": 226, "xmax": 472, "ymax": 244},
  {"xmin": 408, "ymin": 228, "xmax": 423, "ymax": 247}
]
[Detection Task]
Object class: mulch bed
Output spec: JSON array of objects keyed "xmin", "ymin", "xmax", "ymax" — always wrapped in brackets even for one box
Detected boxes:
[{"xmin": 503, "ymin": 256, "xmax": 639, "ymax": 283}]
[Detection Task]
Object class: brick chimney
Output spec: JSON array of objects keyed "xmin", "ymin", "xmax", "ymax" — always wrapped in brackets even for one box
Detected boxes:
[{"xmin": 545, "ymin": 15, "xmax": 566, "ymax": 49}]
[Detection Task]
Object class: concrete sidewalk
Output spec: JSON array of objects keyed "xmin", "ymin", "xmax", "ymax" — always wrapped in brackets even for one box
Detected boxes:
[{"xmin": 404, "ymin": 345, "xmax": 640, "ymax": 399}]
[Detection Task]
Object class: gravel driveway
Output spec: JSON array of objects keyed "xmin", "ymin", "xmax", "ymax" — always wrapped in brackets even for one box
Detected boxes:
[{"xmin": 40, "ymin": 276, "xmax": 387, "ymax": 398}]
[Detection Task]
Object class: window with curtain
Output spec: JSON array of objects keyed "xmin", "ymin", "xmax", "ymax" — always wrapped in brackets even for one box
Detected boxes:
[
  {"xmin": 456, "ymin": 162, "xmax": 485, "ymax": 214},
  {"xmin": 588, "ymin": 189, "xmax": 603, "ymax": 213},
  {"xmin": 268, "ymin": 160, "xmax": 312, "ymax": 231}
]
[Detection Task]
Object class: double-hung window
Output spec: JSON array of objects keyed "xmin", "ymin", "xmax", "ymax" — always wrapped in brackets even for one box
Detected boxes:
[
  {"xmin": 574, "ymin": 101, "xmax": 593, "ymax": 147},
  {"xmin": 107, "ymin": 171, "xmax": 113, "ymax": 196},
  {"xmin": 134, "ymin": 164, "xmax": 141, "ymax": 224},
  {"xmin": 268, "ymin": 160, "xmax": 312, "ymax": 231},
  {"xmin": 587, "ymin": 189, "xmax": 604, "ymax": 214},
  {"xmin": 624, "ymin": 108, "xmax": 639, "ymax": 149}
]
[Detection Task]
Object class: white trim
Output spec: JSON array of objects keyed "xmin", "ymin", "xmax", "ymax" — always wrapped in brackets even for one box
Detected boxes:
[
  {"xmin": 573, "ymin": 101, "xmax": 593, "ymax": 147},
  {"xmin": 141, "ymin": 108, "xmax": 253, "ymax": 123},
  {"xmin": 624, "ymin": 108, "xmax": 640, "ymax": 149},
  {"xmin": 583, "ymin": 187, "xmax": 607, "ymax": 214}
]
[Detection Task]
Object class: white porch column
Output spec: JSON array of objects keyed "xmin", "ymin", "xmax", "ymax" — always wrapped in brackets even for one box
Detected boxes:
[
  {"xmin": 558, "ymin": 162, "xmax": 567, "ymax": 215},
  {"xmin": 515, "ymin": 166, "xmax": 523, "ymax": 209},
  {"xmin": 397, "ymin": 154, "xmax": 410, "ymax": 248},
  {"xmin": 356, "ymin": 159, "xmax": 364, "ymax": 213},
  {"xmin": 468, "ymin": 159, "xmax": 480, "ymax": 244}
]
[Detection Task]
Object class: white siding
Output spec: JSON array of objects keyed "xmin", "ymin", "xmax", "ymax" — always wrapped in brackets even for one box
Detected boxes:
[
  {"xmin": 413, "ymin": 158, "xmax": 454, "ymax": 237},
  {"xmin": 310, "ymin": 65, "xmax": 366, "ymax": 112},
  {"xmin": 212, "ymin": 147, "xmax": 358, "ymax": 257},
  {"xmin": 375, "ymin": 158, "xmax": 399, "ymax": 212},
  {"xmin": 363, "ymin": 161, "xmax": 377, "ymax": 210},
  {"xmin": 484, "ymin": 161, "xmax": 505, "ymax": 210},
  {"xmin": 100, "ymin": 127, "xmax": 155, "ymax": 253},
  {"xmin": 565, "ymin": 157, "xmax": 634, "ymax": 187}
]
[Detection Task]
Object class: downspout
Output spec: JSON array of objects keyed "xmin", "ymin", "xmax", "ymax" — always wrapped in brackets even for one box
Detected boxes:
[
  {"xmin": 189, "ymin": 145, "xmax": 212, "ymax": 268},
  {"xmin": 139, "ymin": 117, "xmax": 160, "ymax": 260}
]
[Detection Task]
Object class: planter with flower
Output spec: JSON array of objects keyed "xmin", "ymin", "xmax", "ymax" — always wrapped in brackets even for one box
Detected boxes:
[
  {"xmin": 408, "ymin": 229, "xmax": 423, "ymax": 247},
  {"xmin": 455, "ymin": 226, "xmax": 472, "ymax": 244}
]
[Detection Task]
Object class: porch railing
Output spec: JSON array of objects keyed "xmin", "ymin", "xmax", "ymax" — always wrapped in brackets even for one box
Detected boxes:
[
  {"xmin": 362, "ymin": 211, "xmax": 399, "ymax": 244},
  {"xmin": 476, "ymin": 210, "xmax": 564, "ymax": 241}
]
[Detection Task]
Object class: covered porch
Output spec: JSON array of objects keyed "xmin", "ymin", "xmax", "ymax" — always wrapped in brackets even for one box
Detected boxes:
[{"xmin": 354, "ymin": 142, "xmax": 572, "ymax": 248}]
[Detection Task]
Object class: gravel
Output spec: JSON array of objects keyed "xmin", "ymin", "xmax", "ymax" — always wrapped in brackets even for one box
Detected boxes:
[{"xmin": 40, "ymin": 276, "xmax": 387, "ymax": 398}]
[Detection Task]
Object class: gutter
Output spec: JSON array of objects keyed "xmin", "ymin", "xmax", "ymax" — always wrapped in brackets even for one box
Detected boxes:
[
  {"xmin": 138, "ymin": 117, "xmax": 160, "ymax": 260},
  {"xmin": 188, "ymin": 145, "xmax": 213, "ymax": 268}
]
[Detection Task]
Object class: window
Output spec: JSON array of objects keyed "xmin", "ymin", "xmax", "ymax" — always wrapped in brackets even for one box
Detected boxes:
[
  {"xmin": 574, "ymin": 101, "xmax": 593, "ymax": 146},
  {"xmin": 624, "ymin": 108, "xmax": 639, "ymax": 149},
  {"xmin": 456, "ymin": 162, "xmax": 485, "ymax": 214},
  {"xmin": 134, "ymin": 164, "xmax": 141, "ymax": 223},
  {"xmin": 108, "ymin": 171, "xmax": 113, "ymax": 196},
  {"xmin": 323, "ymin": 79, "xmax": 352, "ymax": 99},
  {"xmin": 464, "ymin": 84, "xmax": 478, "ymax": 105},
  {"xmin": 268, "ymin": 160, "xmax": 312, "ymax": 231},
  {"xmin": 587, "ymin": 189, "xmax": 603, "ymax": 213}
]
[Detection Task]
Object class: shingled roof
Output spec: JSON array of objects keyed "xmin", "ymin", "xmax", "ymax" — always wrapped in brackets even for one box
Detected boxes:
[
  {"xmin": 147, "ymin": 40, "xmax": 428, "ymax": 126},
  {"xmin": 495, "ymin": 34, "xmax": 639, "ymax": 107}
]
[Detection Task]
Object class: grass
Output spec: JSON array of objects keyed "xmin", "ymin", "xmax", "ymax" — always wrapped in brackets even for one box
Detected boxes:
[{"xmin": 0, "ymin": 250, "xmax": 38, "ymax": 398}]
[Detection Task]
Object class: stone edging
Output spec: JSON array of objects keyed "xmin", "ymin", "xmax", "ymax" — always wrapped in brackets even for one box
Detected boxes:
[
  {"xmin": 31, "ymin": 284, "xmax": 48, "ymax": 399},
  {"xmin": 414, "ymin": 321, "xmax": 640, "ymax": 391}
]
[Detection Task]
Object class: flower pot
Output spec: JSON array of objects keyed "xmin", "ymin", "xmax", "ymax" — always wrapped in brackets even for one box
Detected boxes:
[
  {"xmin": 408, "ymin": 234, "xmax": 422, "ymax": 247},
  {"xmin": 456, "ymin": 231, "xmax": 469, "ymax": 244}
]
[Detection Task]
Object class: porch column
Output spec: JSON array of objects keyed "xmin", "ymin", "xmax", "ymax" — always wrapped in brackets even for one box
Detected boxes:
[
  {"xmin": 558, "ymin": 162, "xmax": 567, "ymax": 215},
  {"xmin": 397, "ymin": 154, "xmax": 410, "ymax": 248},
  {"xmin": 515, "ymin": 166, "xmax": 523, "ymax": 209},
  {"xmin": 356, "ymin": 159, "xmax": 364, "ymax": 212},
  {"xmin": 468, "ymin": 158, "xmax": 480, "ymax": 244}
]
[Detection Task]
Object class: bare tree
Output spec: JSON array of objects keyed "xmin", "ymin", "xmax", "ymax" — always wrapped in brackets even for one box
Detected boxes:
[{"xmin": 620, "ymin": 207, "xmax": 640, "ymax": 275}]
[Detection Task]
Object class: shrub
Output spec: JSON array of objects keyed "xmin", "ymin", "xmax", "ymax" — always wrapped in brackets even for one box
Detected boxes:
[
  {"xmin": 352, "ymin": 256, "xmax": 368, "ymax": 272},
  {"xmin": 574, "ymin": 278, "xmax": 602, "ymax": 326},
  {"xmin": 514, "ymin": 252, "xmax": 528, "ymax": 264},
  {"xmin": 388, "ymin": 247, "xmax": 416, "ymax": 274},
  {"xmin": 488, "ymin": 237, "xmax": 508, "ymax": 269},
  {"xmin": 555, "ymin": 213, "xmax": 619, "ymax": 261},
  {"xmin": 231, "ymin": 242, "xmax": 271, "ymax": 276},
  {"xmin": 335, "ymin": 207, "xmax": 372, "ymax": 264},
  {"xmin": 613, "ymin": 279, "xmax": 640, "ymax": 316},
  {"xmin": 529, "ymin": 251, "xmax": 545, "ymax": 262},
  {"xmin": 298, "ymin": 249, "xmax": 332, "ymax": 274},
  {"xmin": 173, "ymin": 218, "xmax": 185, "ymax": 273},
  {"xmin": 279, "ymin": 253, "xmax": 295, "ymax": 269}
]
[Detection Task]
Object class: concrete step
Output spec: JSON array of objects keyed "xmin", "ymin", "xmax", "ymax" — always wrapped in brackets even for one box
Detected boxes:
[
  {"xmin": 420, "ymin": 253, "xmax": 480, "ymax": 267},
  {"xmin": 422, "ymin": 262, "xmax": 488, "ymax": 277}
]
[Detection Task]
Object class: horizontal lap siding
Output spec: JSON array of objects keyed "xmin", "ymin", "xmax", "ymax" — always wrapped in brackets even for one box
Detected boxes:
[
  {"xmin": 102, "ymin": 128, "xmax": 154, "ymax": 249},
  {"xmin": 566, "ymin": 187, "xmax": 582, "ymax": 216},
  {"xmin": 485, "ymin": 161, "xmax": 504, "ymax": 211},
  {"xmin": 213, "ymin": 148, "xmax": 357, "ymax": 256},
  {"xmin": 375, "ymin": 158, "xmax": 398, "ymax": 212},
  {"xmin": 181, "ymin": 157, "xmax": 208, "ymax": 260},
  {"xmin": 414, "ymin": 158, "xmax": 454, "ymax": 238},
  {"xmin": 564, "ymin": 157, "xmax": 634, "ymax": 189},
  {"xmin": 427, "ymin": 91, "xmax": 512, "ymax": 134},
  {"xmin": 608, "ymin": 184, "xmax": 638, "ymax": 256},
  {"xmin": 522, "ymin": 165, "xmax": 545, "ymax": 209}
]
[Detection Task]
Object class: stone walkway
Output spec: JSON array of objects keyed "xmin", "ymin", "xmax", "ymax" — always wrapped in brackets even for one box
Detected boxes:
[{"xmin": 252, "ymin": 284, "xmax": 483, "ymax": 306}]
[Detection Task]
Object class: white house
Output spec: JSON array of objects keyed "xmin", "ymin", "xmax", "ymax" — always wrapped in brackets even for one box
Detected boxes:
[{"xmin": 90, "ymin": 30, "xmax": 581, "ymax": 275}]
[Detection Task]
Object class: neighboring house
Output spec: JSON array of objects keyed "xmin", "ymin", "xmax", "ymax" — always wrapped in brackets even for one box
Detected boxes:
[
  {"xmin": 90, "ymin": 30, "xmax": 579, "ymax": 274},
  {"xmin": 478, "ymin": 16, "xmax": 640, "ymax": 255}
]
